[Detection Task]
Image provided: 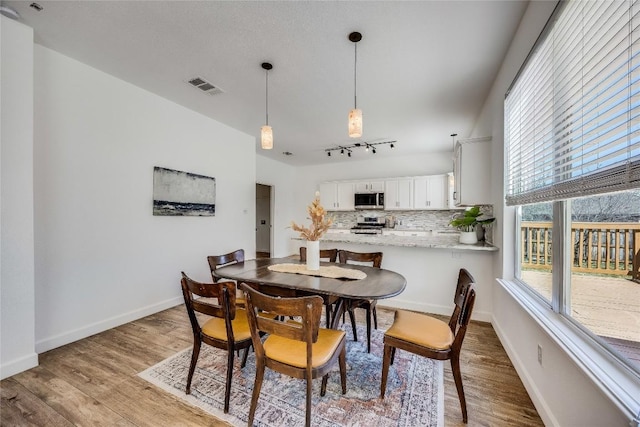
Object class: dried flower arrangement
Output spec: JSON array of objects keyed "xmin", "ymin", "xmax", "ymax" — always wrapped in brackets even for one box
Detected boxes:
[{"xmin": 290, "ymin": 193, "xmax": 334, "ymax": 241}]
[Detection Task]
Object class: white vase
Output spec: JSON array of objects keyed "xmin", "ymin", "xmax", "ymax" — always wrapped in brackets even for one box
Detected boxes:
[
  {"xmin": 459, "ymin": 231, "xmax": 478, "ymax": 245},
  {"xmin": 306, "ymin": 240, "xmax": 320, "ymax": 270}
]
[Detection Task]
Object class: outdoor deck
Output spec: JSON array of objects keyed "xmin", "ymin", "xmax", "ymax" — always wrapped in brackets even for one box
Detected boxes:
[{"xmin": 521, "ymin": 270, "xmax": 640, "ymax": 369}]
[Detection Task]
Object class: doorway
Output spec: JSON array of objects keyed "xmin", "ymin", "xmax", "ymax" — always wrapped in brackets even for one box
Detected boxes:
[{"xmin": 255, "ymin": 183, "xmax": 272, "ymax": 258}]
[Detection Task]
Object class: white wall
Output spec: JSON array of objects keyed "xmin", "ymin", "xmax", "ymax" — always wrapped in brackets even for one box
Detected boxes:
[
  {"xmin": 32, "ymin": 45, "xmax": 256, "ymax": 353},
  {"xmin": 472, "ymin": 2, "xmax": 630, "ymax": 425},
  {"xmin": 0, "ymin": 17, "xmax": 38, "ymax": 379}
]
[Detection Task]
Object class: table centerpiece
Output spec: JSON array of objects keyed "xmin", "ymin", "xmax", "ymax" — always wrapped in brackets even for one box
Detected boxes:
[{"xmin": 291, "ymin": 192, "xmax": 333, "ymax": 270}]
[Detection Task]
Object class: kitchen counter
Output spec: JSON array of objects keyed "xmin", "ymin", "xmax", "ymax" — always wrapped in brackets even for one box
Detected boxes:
[{"xmin": 307, "ymin": 230, "xmax": 498, "ymax": 252}]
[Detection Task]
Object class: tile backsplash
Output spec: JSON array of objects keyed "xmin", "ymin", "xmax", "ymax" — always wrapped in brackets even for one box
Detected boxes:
[{"xmin": 329, "ymin": 205, "xmax": 494, "ymax": 240}]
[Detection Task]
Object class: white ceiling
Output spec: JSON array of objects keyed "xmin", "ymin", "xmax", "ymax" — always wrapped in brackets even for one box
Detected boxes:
[{"xmin": 3, "ymin": 0, "xmax": 529, "ymax": 166}]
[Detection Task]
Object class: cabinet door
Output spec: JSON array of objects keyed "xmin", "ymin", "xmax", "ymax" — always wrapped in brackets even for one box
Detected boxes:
[
  {"xmin": 354, "ymin": 182, "xmax": 370, "ymax": 192},
  {"xmin": 426, "ymin": 175, "xmax": 447, "ymax": 209},
  {"xmin": 336, "ymin": 182, "xmax": 355, "ymax": 211},
  {"xmin": 454, "ymin": 137, "xmax": 492, "ymax": 206},
  {"xmin": 385, "ymin": 179, "xmax": 413, "ymax": 210},
  {"xmin": 319, "ymin": 182, "xmax": 338, "ymax": 210},
  {"xmin": 397, "ymin": 179, "xmax": 413, "ymax": 209},
  {"xmin": 369, "ymin": 181, "xmax": 385, "ymax": 192}
]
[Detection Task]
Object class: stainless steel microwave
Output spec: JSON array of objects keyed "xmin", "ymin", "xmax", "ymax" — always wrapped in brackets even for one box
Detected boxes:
[{"xmin": 354, "ymin": 192, "xmax": 384, "ymax": 210}]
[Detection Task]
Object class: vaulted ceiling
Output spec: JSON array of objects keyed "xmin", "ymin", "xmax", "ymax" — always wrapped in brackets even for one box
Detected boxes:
[{"xmin": 4, "ymin": 0, "xmax": 529, "ymax": 166}]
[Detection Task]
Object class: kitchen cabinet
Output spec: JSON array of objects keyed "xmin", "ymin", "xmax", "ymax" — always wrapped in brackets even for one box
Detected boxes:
[
  {"xmin": 354, "ymin": 180, "xmax": 385, "ymax": 193},
  {"xmin": 319, "ymin": 182, "xmax": 355, "ymax": 211},
  {"xmin": 453, "ymin": 136, "xmax": 492, "ymax": 206},
  {"xmin": 413, "ymin": 174, "xmax": 447, "ymax": 209},
  {"xmin": 384, "ymin": 178, "xmax": 413, "ymax": 210}
]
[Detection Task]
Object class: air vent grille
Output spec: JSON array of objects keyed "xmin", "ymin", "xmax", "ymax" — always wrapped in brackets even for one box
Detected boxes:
[{"xmin": 187, "ymin": 77, "xmax": 223, "ymax": 95}]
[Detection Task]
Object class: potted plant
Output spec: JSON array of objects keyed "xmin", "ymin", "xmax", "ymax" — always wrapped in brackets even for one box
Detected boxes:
[{"xmin": 449, "ymin": 206, "xmax": 495, "ymax": 244}]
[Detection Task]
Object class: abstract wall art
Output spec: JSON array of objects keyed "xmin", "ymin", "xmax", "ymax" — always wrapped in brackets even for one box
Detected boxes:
[{"xmin": 153, "ymin": 167, "xmax": 216, "ymax": 216}]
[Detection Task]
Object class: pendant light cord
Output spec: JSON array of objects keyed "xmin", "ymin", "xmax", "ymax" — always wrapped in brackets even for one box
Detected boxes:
[
  {"xmin": 354, "ymin": 42, "xmax": 358, "ymax": 109},
  {"xmin": 265, "ymin": 69, "xmax": 269, "ymax": 126}
]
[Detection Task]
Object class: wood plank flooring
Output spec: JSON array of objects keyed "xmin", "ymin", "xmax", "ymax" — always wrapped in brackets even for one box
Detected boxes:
[{"xmin": 1, "ymin": 306, "xmax": 543, "ymax": 427}]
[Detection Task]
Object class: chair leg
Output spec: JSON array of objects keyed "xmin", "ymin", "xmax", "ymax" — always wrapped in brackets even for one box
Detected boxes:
[
  {"xmin": 390, "ymin": 347, "xmax": 396, "ymax": 365},
  {"xmin": 348, "ymin": 308, "xmax": 358, "ymax": 342},
  {"xmin": 339, "ymin": 346, "xmax": 347, "ymax": 394},
  {"xmin": 451, "ymin": 354, "xmax": 468, "ymax": 423},
  {"xmin": 248, "ymin": 358, "xmax": 265, "ymax": 427},
  {"xmin": 240, "ymin": 346, "xmax": 250, "ymax": 368},
  {"xmin": 321, "ymin": 374, "xmax": 329, "ymax": 396},
  {"xmin": 186, "ymin": 339, "xmax": 201, "ymax": 394},
  {"xmin": 380, "ymin": 343, "xmax": 393, "ymax": 398},
  {"xmin": 305, "ymin": 374, "xmax": 312, "ymax": 427},
  {"xmin": 365, "ymin": 307, "xmax": 372, "ymax": 353},
  {"xmin": 372, "ymin": 305, "xmax": 378, "ymax": 329},
  {"xmin": 224, "ymin": 346, "xmax": 234, "ymax": 413}
]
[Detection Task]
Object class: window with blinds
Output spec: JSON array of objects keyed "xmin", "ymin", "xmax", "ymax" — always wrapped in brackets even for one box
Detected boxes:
[{"xmin": 505, "ymin": 0, "xmax": 640, "ymax": 206}]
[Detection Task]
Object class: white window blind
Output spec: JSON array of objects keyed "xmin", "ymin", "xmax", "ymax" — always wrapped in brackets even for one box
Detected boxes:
[{"xmin": 505, "ymin": 0, "xmax": 640, "ymax": 206}]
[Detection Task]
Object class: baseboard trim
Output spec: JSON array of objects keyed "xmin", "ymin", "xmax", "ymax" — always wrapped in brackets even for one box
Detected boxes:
[
  {"xmin": 35, "ymin": 296, "xmax": 183, "ymax": 354},
  {"xmin": 491, "ymin": 313, "xmax": 559, "ymax": 427},
  {"xmin": 1, "ymin": 352, "xmax": 39, "ymax": 380}
]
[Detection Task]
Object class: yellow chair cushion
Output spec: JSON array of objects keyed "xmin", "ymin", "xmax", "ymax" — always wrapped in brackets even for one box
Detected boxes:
[
  {"xmin": 263, "ymin": 328, "xmax": 345, "ymax": 368},
  {"xmin": 201, "ymin": 308, "xmax": 251, "ymax": 342},
  {"xmin": 385, "ymin": 310, "xmax": 454, "ymax": 350}
]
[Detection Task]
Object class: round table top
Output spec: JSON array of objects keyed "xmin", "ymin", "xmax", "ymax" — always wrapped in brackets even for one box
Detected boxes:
[{"xmin": 214, "ymin": 257, "xmax": 406, "ymax": 300}]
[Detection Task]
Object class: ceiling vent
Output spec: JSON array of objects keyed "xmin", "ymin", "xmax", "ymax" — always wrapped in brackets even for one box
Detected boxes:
[{"xmin": 187, "ymin": 77, "xmax": 223, "ymax": 95}]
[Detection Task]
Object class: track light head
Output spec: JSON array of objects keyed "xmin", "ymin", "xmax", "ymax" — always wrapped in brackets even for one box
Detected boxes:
[
  {"xmin": 341, "ymin": 149, "xmax": 344, "ymax": 155},
  {"xmin": 390, "ymin": 143, "xmax": 394, "ymax": 149},
  {"xmin": 372, "ymin": 148, "xmax": 376, "ymax": 154},
  {"xmin": 348, "ymin": 152, "xmax": 352, "ymax": 157},
  {"xmin": 327, "ymin": 151, "xmax": 331, "ymax": 157}
]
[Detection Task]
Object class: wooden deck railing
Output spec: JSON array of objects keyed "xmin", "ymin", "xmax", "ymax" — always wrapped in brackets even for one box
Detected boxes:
[{"xmin": 521, "ymin": 221, "xmax": 640, "ymax": 280}]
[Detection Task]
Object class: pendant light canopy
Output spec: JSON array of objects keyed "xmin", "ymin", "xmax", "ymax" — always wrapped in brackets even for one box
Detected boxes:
[
  {"xmin": 261, "ymin": 62, "xmax": 273, "ymax": 150},
  {"xmin": 348, "ymin": 32, "xmax": 362, "ymax": 138}
]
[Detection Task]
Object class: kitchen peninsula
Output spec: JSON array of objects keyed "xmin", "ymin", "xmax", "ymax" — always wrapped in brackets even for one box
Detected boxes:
[{"xmin": 292, "ymin": 229, "xmax": 497, "ymax": 323}]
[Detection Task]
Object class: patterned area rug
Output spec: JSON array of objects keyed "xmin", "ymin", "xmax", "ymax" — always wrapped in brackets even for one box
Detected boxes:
[{"xmin": 139, "ymin": 326, "xmax": 443, "ymax": 426}]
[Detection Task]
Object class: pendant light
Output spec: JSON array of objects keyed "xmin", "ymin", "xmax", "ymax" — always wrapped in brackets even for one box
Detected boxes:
[
  {"xmin": 348, "ymin": 32, "xmax": 363, "ymax": 138},
  {"xmin": 261, "ymin": 62, "xmax": 273, "ymax": 150}
]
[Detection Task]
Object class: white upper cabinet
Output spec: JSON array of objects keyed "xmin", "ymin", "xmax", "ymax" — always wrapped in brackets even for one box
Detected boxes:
[
  {"xmin": 319, "ymin": 182, "xmax": 355, "ymax": 211},
  {"xmin": 453, "ymin": 136, "xmax": 492, "ymax": 206},
  {"xmin": 354, "ymin": 180, "xmax": 385, "ymax": 193},
  {"xmin": 413, "ymin": 174, "xmax": 448, "ymax": 209},
  {"xmin": 385, "ymin": 178, "xmax": 413, "ymax": 210}
]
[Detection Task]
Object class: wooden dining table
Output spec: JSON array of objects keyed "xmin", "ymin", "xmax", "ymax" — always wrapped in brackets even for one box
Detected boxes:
[{"xmin": 213, "ymin": 257, "xmax": 407, "ymax": 329}]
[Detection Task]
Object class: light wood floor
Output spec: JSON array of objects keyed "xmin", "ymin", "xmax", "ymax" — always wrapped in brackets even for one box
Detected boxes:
[{"xmin": 1, "ymin": 306, "xmax": 543, "ymax": 427}]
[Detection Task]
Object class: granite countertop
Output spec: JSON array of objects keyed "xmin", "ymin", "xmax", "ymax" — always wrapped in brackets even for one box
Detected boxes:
[{"xmin": 293, "ymin": 233, "xmax": 498, "ymax": 252}]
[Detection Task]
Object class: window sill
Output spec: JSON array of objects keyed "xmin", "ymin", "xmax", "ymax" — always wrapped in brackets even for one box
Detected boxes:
[{"xmin": 497, "ymin": 278, "xmax": 640, "ymax": 426}]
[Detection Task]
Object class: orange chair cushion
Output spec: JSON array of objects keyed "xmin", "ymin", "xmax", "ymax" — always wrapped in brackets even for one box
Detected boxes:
[
  {"xmin": 385, "ymin": 310, "xmax": 454, "ymax": 350},
  {"xmin": 263, "ymin": 328, "xmax": 345, "ymax": 368},
  {"xmin": 201, "ymin": 309, "xmax": 251, "ymax": 342}
]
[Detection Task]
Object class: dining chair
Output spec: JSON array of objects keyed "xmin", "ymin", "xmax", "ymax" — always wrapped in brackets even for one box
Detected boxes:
[
  {"xmin": 380, "ymin": 268, "xmax": 476, "ymax": 423},
  {"xmin": 180, "ymin": 272, "xmax": 253, "ymax": 414},
  {"xmin": 208, "ymin": 249, "xmax": 245, "ymax": 306},
  {"xmin": 338, "ymin": 249, "xmax": 383, "ymax": 353},
  {"xmin": 208, "ymin": 249, "xmax": 245, "ymax": 282},
  {"xmin": 299, "ymin": 247, "xmax": 339, "ymax": 327},
  {"xmin": 240, "ymin": 283, "xmax": 347, "ymax": 427}
]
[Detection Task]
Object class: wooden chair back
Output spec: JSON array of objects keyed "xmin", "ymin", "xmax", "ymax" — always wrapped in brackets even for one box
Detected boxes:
[
  {"xmin": 242, "ymin": 284, "xmax": 323, "ymax": 349},
  {"xmin": 449, "ymin": 268, "xmax": 475, "ymax": 333},
  {"xmin": 338, "ymin": 250, "xmax": 383, "ymax": 268},
  {"xmin": 207, "ymin": 249, "xmax": 245, "ymax": 282},
  {"xmin": 180, "ymin": 272, "xmax": 238, "ymax": 333},
  {"xmin": 299, "ymin": 247, "xmax": 338, "ymax": 262}
]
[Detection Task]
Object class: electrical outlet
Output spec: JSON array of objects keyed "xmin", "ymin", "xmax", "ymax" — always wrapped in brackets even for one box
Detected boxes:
[{"xmin": 537, "ymin": 344, "xmax": 543, "ymax": 366}]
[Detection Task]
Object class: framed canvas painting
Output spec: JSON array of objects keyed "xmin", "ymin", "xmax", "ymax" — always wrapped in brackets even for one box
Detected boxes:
[{"xmin": 153, "ymin": 167, "xmax": 216, "ymax": 216}]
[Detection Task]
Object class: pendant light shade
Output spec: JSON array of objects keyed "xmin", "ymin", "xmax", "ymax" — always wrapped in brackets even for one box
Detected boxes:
[
  {"xmin": 348, "ymin": 32, "xmax": 363, "ymax": 138},
  {"xmin": 348, "ymin": 108, "xmax": 362, "ymax": 138},
  {"xmin": 261, "ymin": 62, "xmax": 273, "ymax": 150},
  {"xmin": 261, "ymin": 125, "xmax": 273, "ymax": 150}
]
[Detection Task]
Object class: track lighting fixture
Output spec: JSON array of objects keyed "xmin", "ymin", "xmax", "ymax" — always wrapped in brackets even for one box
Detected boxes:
[{"xmin": 324, "ymin": 140, "xmax": 396, "ymax": 158}]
